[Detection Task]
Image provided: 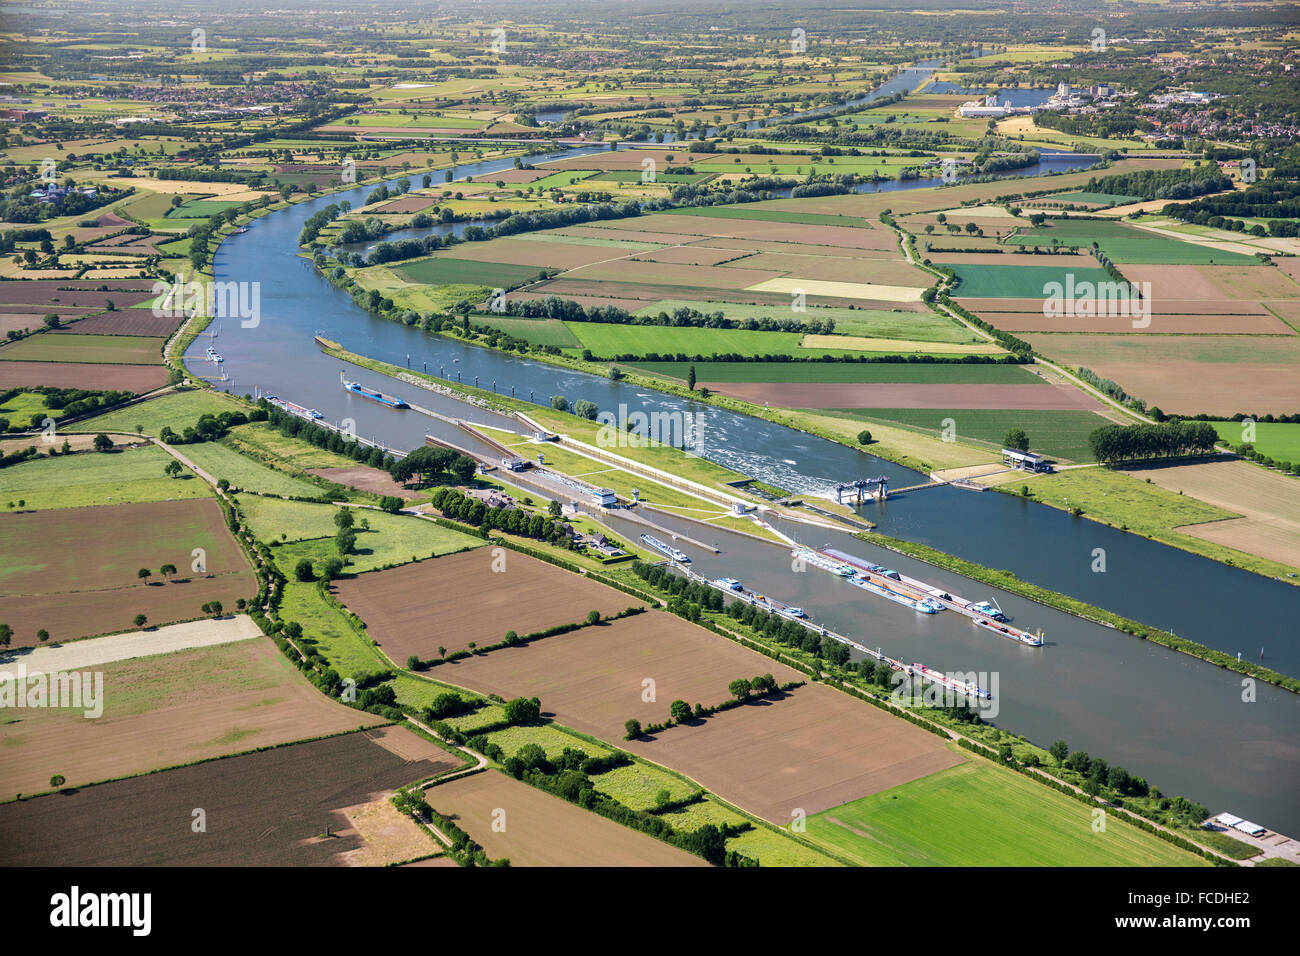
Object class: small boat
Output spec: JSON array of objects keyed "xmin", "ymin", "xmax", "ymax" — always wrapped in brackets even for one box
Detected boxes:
[
  {"xmin": 786, "ymin": 607, "xmax": 808, "ymax": 619},
  {"xmin": 307, "ymin": 408, "xmax": 323, "ymax": 419},
  {"xmin": 970, "ymin": 599, "xmax": 1008, "ymax": 622},
  {"xmin": 715, "ymin": 577, "xmax": 743, "ymax": 591}
]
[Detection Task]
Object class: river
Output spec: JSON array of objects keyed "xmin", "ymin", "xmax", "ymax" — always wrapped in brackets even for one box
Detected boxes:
[{"xmin": 185, "ymin": 70, "xmax": 1300, "ymax": 834}]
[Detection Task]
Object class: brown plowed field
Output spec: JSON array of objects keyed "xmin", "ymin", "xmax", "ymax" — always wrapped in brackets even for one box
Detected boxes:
[
  {"xmin": 0, "ymin": 729, "xmax": 454, "ymax": 866},
  {"xmin": 696, "ymin": 238, "xmax": 902, "ymax": 261},
  {"xmin": 307, "ymin": 465, "xmax": 421, "ymax": 499},
  {"xmin": 508, "ymin": 291, "xmax": 649, "ymax": 312},
  {"xmin": 436, "ymin": 611, "xmax": 960, "ymax": 822},
  {"xmin": 0, "ymin": 279, "xmax": 157, "ymax": 308},
  {"xmin": 0, "ymin": 638, "xmax": 385, "ymax": 796},
  {"xmin": 703, "ymin": 381, "xmax": 1101, "ymax": 410},
  {"xmin": 0, "ymin": 361, "xmax": 166, "ymax": 392},
  {"xmin": 334, "ymin": 549, "xmax": 640, "ymax": 661},
  {"xmin": 424, "ymin": 770, "xmax": 708, "ymax": 866},
  {"xmin": 59, "ymin": 310, "xmax": 186, "ymax": 337},
  {"xmin": 0, "ymin": 499, "xmax": 256, "ymax": 645},
  {"xmin": 636, "ymin": 245, "xmax": 749, "ymax": 266}
]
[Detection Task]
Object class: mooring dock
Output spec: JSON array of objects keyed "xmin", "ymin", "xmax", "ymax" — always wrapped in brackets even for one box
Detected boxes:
[{"xmin": 668, "ymin": 561, "xmax": 992, "ymax": 700}]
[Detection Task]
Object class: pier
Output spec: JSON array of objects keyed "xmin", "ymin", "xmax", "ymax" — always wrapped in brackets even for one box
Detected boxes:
[{"xmin": 669, "ymin": 561, "xmax": 992, "ymax": 700}]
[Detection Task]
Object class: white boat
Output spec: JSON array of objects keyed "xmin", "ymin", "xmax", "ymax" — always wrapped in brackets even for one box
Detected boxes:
[
  {"xmin": 785, "ymin": 607, "xmax": 808, "ymax": 619},
  {"xmin": 642, "ymin": 533, "xmax": 689, "ymax": 563},
  {"xmin": 715, "ymin": 577, "xmax": 743, "ymax": 591}
]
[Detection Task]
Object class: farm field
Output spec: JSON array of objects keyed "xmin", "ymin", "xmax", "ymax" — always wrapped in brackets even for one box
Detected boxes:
[
  {"xmin": 334, "ymin": 548, "xmax": 638, "ymax": 662},
  {"xmin": 434, "ymin": 610, "xmax": 961, "ymax": 824},
  {"xmin": 0, "ymin": 728, "xmax": 457, "ymax": 866},
  {"xmin": 805, "ymin": 761, "xmax": 1202, "ymax": 867},
  {"xmin": 1118, "ymin": 458, "xmax": 1300, "ymax": 571},
  {"xmin": 0, "ymin": 360, "xmax": 167, "ymax": 392},
  {"xmin": 1212, "ymin": 422, "xmax": 1300, "ymax": 462},
  {"xmin": 823, "ymin": 407, "xmax": 1114, "ymax": 461},
  {"xmin": 0, "ymin": 444, "xmax": 211, "ymax": 511},
  {"xmin": 241, "ymin": 497, "xmax": 483, "ymax": 566},
  {"xmin": 75, "ymin": 388, "xmax": 247, "ymax": 436},
  {"xmin": 396, "ymin": 256, "xmax": 550, "ymax": 288},
  {"xmin": 708, "ymin": 381, "xmax": 1096, "ymax": 410},
  {"xmin": 0, "ymin": 638, "xmax": 384, "ymax": 797},
  {"xmin": 473, "ymin": 315, "xmax": 582, "ymax": 348},
  {"xmin": 0, "ymin": 498, "xmax": 256, "ymax": 645},
  {"xmin": 178, "ymin": 442, "xmax": 322, "ymax": 496},
  {"xmin": 631, "ymin": 360, "xmax": 1041, "ymax": 384},
  {"xmin": 423, "ymin": 770, "xmax": 707, "ymax": 866},
  {"xmin": 0, "ymin": 333, "xmax": 161, "ymax": 366},
  {"xmin": 950, "ymin": 264, "xmax": 1116, "ymax": 299},
  {"xmin": 1021, "ymin": 334, "xmax": 1300, "ymax": 416}
]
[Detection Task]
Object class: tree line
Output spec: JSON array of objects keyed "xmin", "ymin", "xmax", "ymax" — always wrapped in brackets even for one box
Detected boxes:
[{"xmin": 1087, "ymin": 420, "xmax": 1219, "ymax": 464}]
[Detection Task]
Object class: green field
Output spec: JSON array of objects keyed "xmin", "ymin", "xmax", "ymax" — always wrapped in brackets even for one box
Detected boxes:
[
  {"xmin": 226, "ymin": 421, "xmax": 369, "ymax": 471},
  {"xmin": 397, "ymin": 256, "xmax": 551, "ymax": 288},
  {"xmin": 165, "ymin": 199, "xmax": 242, "ymax": 219},
  {"xmin": 825, "ymin": 407, "xmax": 1112, "ymax": 461},
  {"xmin": 950, "ymin": 263, "xmax": 1115, "ymax": 299},
  {"xmin": 0, "ymin": 333, "xmax": 161, "ymax": 366},
  {"xmin": 0, "ymin": 389, "xmax": 65, "ymax": 426},
  {"xmin": 76, "ymin": 388, "xmax": 248, "ymax": 436},
  {"xmin": 1008, "ymin": 231, "xmax": 1259, "ymax": 266},
  {"xmin": 563, "ymin": 322, "xmax": 894, "ymax": 359},
  {"xmin": 179, "ymin": 442, "xmax": 323, "ymax": 497},
  {"xmin": 804, "ymin": 761, "xmax": 1202, "ymax": 867},
  {"xmin": 658, "ymin": 797, "xmax": 843, "ymax": 866},
  {"xmin": 633, "ymin": 300, "xmax": 970, "ymax": 345},
  {"xmin": 629, "ymin": 360, "xmax": 1040, "ymax": 384},
  {"xmin": 474, "ymin": 315, "xmax": 581, "ymax": 348},
  {"xmin": 0, "ymin": 444, "xmax": 211, "ymax": 510},
  {"xmin": 597, "ymin": 169, "xmax": 711, "ymax": 185},
  {"xmin": 241, "ymin": 497, "xmax": 483, "ymax": 571},
  {"xmin": 1046, "ymin": 192, "xmax": 1141, "ymax": 207},
  {"xmin": 1212, "ymin": 421, "xmax": 1300, "ymax": 462}
]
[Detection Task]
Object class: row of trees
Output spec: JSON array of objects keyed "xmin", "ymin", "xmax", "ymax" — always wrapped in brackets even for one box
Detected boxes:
[{"xmin": 1087, "ymin": 421, "xmax": 1219, "ymax": 465}]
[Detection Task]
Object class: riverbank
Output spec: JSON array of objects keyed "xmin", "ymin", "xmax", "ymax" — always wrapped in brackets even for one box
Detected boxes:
[{"xmin": 857, "ymin": 528, "xmax": 1300, "ymax": 694}]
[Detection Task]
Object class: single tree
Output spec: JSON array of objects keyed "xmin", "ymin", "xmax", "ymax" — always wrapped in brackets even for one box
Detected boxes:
[
  {"xmin": 294, "ymin": 559, "xmax": 315, "ymax": 582},
  {"xmin": 36, "ymin": 628, "xmax": 49, "ymax": 642},
  {"xmin": 857, "ymin": 429, "xmax": 873, "ymax": 445},
  {"xmin": 137, "ymin": 567, "xmax": 152, "ymax": 583},
  {"xmin": 687, "ymin": 364, "xmax": 697, "ymax": 391},
  {"xmin": 92, "ymin": 433, "xmax": 113, "ymax": 452},
  {"xmin": 0, "ymin": 623, "xmax": 11, "ymax": 647},
  {"xmin": 1003, "ymin": 427, "xmax": 1030, "ymax": 452},
  {"xmin": 1049, "ymin": 740, "xmax": 1069, "ymax": 765},
  {"xmin": 133, "ymin": 613, "xmax": 147, "ymax": 628},
  {"xmin": 585, "ymin": 609, "xmax": 601, "ymax": 626},
  {"xmin": 728, "ymin": 677, "xmax": 753, "ymax": 701},
  {"xmin": 669, "ymin": 699, "xmax": 692, "ymax": 724},
  {"xmin": 160, "ymin": 563, "xmax": 177, "ymax": 581},
  {"xmin": 624, "ymin": 718, "xmax": 642, "ymax": 740},
  {"xmin": 50, "ymin": 774, "xmax": 65, "ymax": 788}
]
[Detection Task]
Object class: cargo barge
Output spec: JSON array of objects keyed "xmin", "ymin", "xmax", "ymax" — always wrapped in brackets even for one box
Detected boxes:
[
  {"xmin": 341, "ymin": 377, "xmax": 408, "ymax": 408},
  {"xmin": 641, "ymin": 533, "xmax": 689, "ymax": 563}
]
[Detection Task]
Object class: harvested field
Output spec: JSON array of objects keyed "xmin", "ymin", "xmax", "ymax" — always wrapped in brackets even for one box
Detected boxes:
[
  {"xmin": 732, "ymin": 252, "xmax": 930, "ymax": 287},
  {"xmin": 0, "ymin": 279, "xmax": 157, "ymax": 310},
  {"xmin": 634, "ymin": 245, "xmax": 750, "ymax": 266},
  {"xmin": 749, "ymin": 277, "xmax": 925, "ymax": 303},
  {"xmin": 0, "ymin": 361, "xmax": 167, "ymax": 392},
  {"xmin": 425, "ymin": 770, "xmax": 707, "ymax": 866},
  {"xmin": 334, "ymin": 549, "xmax": 639, "ymax": 662},
  {"xmin": 0, "ymin": 637, "xmax": 384, "ymax": 797},
  {"xmin": 1020, "ymin": 334, "xmax": 1300, "ymax": 415},
  {"xmin": 307, "ymin": 465, "xmax": 422, "ymax": 499},
  {"xmin": 799, "ymin": 333, "xmax": 1000, "ymax": 353},
  {"xmin": 0, "ymin": 729, "xmax": 456, "ymax": 866},
  {"xmin": 437, "ymin": 611, "xmax": 960, "ymax": 823},
  {"xmin": 703, "ymin": 381, "xmax": 1102, "ymax": 410},
  {"xmin": 334, "ymin": 793, "xmax": 437, "ymax": 867},
  {"xmin": 1120, "ymin": 458, "xmax": 1300, "ymax": 569}
]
